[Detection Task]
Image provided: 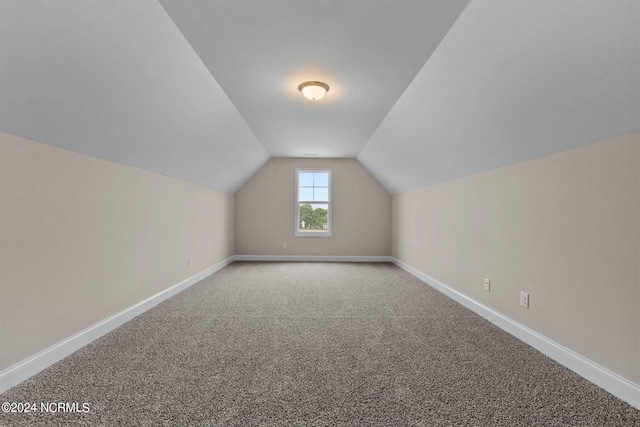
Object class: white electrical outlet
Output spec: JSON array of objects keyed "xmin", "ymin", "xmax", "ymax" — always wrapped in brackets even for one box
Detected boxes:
[
  {"xmin": 520, "ymin": 291, "xmax": 529, "ymax": 309},
  {"xmin": 188, "ymin": 257, "xmax": 192, "ymax": 267},
  {"xmin": 484, "ymin": 279, "xmax": 491, "ymax": 292},
  {"xmin": 283, "ymin": 242, "xmax": 287, "ymax": 249}
]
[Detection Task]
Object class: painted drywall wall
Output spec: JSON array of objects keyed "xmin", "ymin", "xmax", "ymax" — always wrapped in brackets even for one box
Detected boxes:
[
  {"xmin": 235, "ymin": 158, "xmax": 391, "ymax": 256},
  {"xmin": 0, "ymin": 132, "xmax": 235, "ymax": 372},
  {"xmin": 392, "ymin": 132, "xmax": 640, "ymax": 384}
]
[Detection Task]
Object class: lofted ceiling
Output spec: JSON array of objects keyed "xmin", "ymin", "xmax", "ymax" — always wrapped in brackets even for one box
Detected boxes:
[
  {"xmin": 158, "ymin": 0, "xmax": 469, "ymax": 158},
  {"xmin": 1, "ymin": 1, "xmax": 638, "ymax": 194},
  {"xmin": 359, "ymin": 0, "xmax": 640, "ymax": 193}
]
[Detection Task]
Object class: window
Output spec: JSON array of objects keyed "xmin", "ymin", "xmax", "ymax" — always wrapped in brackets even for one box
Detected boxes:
[{"xmin": 295, "ymin": 168, "xmax": 332, "ymax": 237}]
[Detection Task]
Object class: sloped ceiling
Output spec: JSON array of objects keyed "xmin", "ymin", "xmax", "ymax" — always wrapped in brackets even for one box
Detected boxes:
[
  {"xmin": 1, "ymin": 1, "xmax": 638, "ymax": 194},
  {"xmin": 0, "ymin": 0, "xmax": 269, "ymax": 192},
  {"xmin": 358, "ymin": 0, "xmax": 640, "ymax": 194},
  {"xmin": 158, "ymin": 0, "xmax": 469, "ymax": 158}
]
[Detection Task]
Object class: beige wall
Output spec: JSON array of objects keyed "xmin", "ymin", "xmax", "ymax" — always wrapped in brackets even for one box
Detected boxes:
[
  {"xmin": 5, "ymin": 128, "xmax": 637, "ymax": 387},
  {"xmin": 0, "ymin": 132, "xmax": 234, "ymax": 371},
  {"xmin": 235, "ymin": 158, "xmax": 391, "ymax": 256},
  {"xmin": 392, "ymin": 132, "xmax": 640, "ymax": 384}
]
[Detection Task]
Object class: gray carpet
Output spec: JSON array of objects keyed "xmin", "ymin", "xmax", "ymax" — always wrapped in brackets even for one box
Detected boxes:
[{"xmin": 1, "ymin": 262, "xmax": 638, "ymax": 426}]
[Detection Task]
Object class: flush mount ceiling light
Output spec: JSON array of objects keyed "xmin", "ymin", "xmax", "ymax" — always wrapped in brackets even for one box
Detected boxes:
[{"xmin": 298, "ymin": 81, "xmax": 329, "ymax": 101}]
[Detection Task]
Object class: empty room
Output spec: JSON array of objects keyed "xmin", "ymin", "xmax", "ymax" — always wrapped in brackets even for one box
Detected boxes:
[{"xmin": 1, "ymin": 1, "xmax": 639, "ymax": 425}]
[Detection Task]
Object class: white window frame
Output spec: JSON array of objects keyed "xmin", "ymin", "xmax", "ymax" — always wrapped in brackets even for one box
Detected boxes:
[{"xmin": 295, "ymin": 168, "xmax": 332, "ymax": 237}]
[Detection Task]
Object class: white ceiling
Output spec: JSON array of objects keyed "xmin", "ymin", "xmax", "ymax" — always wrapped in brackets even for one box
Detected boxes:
[
  {"xmin": 0, "ymin": 0, "xmax": 269, "ymax": 192},
  {"xmin": 359, "ymin": 0, "xmax": 640, "ymax": 193},
  {"xmin": 1, "ymin": 1, "xmax": 638, "ymax": 194},
  {"xmin": 159, "ymin": 0, "xmax": 469, "ymax": 158}
]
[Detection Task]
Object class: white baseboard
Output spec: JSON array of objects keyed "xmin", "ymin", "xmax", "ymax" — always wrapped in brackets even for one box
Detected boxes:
[
  {"xmin": 0, "ymin": 256, "xmax": 235, "ymax": 394},
  {"xmin": 390, "ymin": 257, "xmax": 640, "ymax": 410},
  {"xmin": 234, "ymin": 254, "xmax": 393, "ymax": 262},
  {"xmin": 5, "ymin": 256, "xmax": 638, "ymax": 410}
]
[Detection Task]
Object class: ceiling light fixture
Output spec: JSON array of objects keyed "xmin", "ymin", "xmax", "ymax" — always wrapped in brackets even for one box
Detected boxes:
[{"xmin": 298, "ymin": 81, "xmax": 329, "ymax": 101}]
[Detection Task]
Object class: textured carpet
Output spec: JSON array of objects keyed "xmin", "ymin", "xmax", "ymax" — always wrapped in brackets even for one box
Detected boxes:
[{"xmin": 1, "ymin": 262, "xmax": 638, "ymax": 426}]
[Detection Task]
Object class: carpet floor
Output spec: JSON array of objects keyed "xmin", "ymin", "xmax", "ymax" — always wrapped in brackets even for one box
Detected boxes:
[{"xmin": 1, "ymin": 262, "xmax": 638, "ymax": 426}]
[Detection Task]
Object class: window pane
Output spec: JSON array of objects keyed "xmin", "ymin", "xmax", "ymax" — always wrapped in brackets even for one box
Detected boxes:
[
  {"xmin": 298, "ymin": 203, "xmax": 329, "ymax": 231},
  {"xmin": 299, "ymin": 173, "xmax": 314, "ymax": 186},
  {"xmin": 298, "ymin": 187, "xmax": 313, "ymax": 201},
  {"xmin": 314, "ymin": 187, "xmax": 329, "ymax": 202},
  {"xmin": 313, "ymin": 173, "xmax": 329, "ymax": 186}
]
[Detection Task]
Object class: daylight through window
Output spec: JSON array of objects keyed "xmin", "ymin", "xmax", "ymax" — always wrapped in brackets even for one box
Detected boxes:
[{"xmin": 295, "ymin": 169, "xmax": 332, "ymax": 237}]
